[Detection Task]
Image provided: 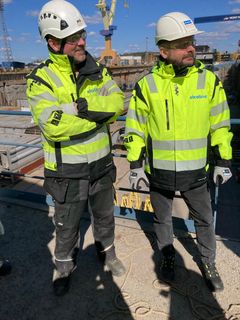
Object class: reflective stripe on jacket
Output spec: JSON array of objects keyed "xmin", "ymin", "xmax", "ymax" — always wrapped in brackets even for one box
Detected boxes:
[
  {"xmin": 124, "ymin": 60, "xmax": 232, "ymax": 191},
  {"xmin": 26, "ymin": 51, "xmax": 124, "ymax": 180}
]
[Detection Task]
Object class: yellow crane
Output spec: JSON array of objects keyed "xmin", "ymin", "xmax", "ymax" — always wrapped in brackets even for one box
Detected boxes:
[{"xmin": 96, "ymin": 0, "xmax": 128, "ymax": 65}]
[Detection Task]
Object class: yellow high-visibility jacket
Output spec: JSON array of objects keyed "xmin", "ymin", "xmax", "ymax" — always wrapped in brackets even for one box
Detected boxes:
[
  {"xmin": 26, "ymin": 51, "xmax": 124, "ymax": 180},
  {"xmin": 124, "ymin": 60, "xmax": 232, "ymax": 191}
]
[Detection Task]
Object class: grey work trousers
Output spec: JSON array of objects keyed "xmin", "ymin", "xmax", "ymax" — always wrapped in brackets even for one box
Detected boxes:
[
  {"xmin": 150, "ymin": 183, "xmax": 216, "ymax": 263},
  {"xmin": 44, "ymin": 172, "xmax": 115, "ymax": 274}
]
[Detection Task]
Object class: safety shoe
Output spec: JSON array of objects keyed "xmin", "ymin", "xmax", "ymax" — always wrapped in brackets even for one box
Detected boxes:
[
  {"xmin": 0, "ymin": 260, "xmax": 12, "ymax": 276},
  {"xmin": 201, "ymin": 262, "xmax": 224, "ymax": 292},
  {"xmin": 95, "ymin": 242, "xmax": 126, "ymax": 277},
  {"xmin": 53, "ymin": 272, "xmax": 71, "ymax": 296},
  {"xmin": 105, "ymin": 257, "xmax": 126, "ymax": 277},
  {"xmin": 160, "ymin": 254, "xmax": 175, "ymax": 283}
]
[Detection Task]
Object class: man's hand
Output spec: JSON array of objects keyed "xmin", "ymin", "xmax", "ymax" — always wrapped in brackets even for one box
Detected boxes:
[
  {"xmin": 129, "ymin": 168, "xmax": 149, "ymax": 190},
  {"xmin": 213, "ymin": 166, "xmax": 232, "ymax": 185},
  {"xmin": 76, "ymin": 97, "xmax": 88, "ymax": 119}
]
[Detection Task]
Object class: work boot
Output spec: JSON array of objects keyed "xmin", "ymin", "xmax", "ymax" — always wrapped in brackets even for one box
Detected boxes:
[
  {"xmin": 160, "ymin": 245, "xmax": 175, "ymax": 283},
  {"xmin": 160, "ymin": 254, "xmax": 175, "ymax": 282},
  {"xmin": 105, "ymin": 257, "xmax": 126, "ymax": 277},
  {"xmin": 201, "ymin": 262, "xmax": 224, "ymax": 292},
  {"xmin": 0, "ymin": 260, "xmax": 11, "ymax": 276},
  {"xmin": 53, "ymin": 272, "xmax": 71, "ymax": 296},
  {"xmin": 95, "ymin": 242, "xmax": 126, "ymax": 277}
]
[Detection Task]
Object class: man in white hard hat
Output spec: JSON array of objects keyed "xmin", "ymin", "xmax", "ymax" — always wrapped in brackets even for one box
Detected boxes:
[
  {"xmin": 26, "ymin": 0, "xmax": 125, "ymax": 296},
  {"xmin": 124, "ymin": 12, "xmax": 232, "ymax": 292}
]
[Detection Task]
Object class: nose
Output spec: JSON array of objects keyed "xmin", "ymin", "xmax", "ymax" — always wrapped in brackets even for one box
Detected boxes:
[
  {"xmin": 77, "ymin": 37, "xmax": 86, "ymax": 45},
  {"xmin": 186, "ymin": 44, "xmax": 195, "ymax": 51}
]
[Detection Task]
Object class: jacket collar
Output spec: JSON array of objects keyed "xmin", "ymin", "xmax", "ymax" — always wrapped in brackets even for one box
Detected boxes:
[
  {"xmin": 152, "ymin": 59, "xmax": 205, "ymax": 78},
  {"xmin": 48, "ymin": 50, "xmax": 102, "ymax": 79}
]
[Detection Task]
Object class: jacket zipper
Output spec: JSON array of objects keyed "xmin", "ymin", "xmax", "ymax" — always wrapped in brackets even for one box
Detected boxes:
[{"xmin": 165, "ymin": 99, "xmax": 170, "ymax": 130}]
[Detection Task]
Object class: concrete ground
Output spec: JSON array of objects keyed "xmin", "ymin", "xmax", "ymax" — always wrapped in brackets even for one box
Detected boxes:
[
  {"xmin": 0, "ymin": 194, "xmax": 240, "ymax": 320},
  {"xmin": 0, "ymin": 127, "xmax": 240, "ymax": 320}
]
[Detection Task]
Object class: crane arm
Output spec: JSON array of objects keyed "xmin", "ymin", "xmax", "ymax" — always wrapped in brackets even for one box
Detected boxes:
[
  {"xmin": 96, "ymin": 0, "xmax": 117, "ymax": 30},
  {"xmin": 109, "ymin": 0, "xmax": 117, "ymax": 26}
]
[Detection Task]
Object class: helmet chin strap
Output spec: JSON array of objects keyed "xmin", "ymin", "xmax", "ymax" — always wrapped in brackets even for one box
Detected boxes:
[
  {"xmin": 59, "ymin": 39, "xmax": 66, "ymax": 54},
  {"xmin": 47, "ymin": 37, "xmax": 66, "ymax": 55}
]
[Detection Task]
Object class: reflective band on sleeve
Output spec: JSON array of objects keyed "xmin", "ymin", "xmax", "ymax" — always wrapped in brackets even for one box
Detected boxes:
[
  {"xmin": 125, "ymin": 127, "xmax": 145, "ymax": 139},
  {"xmin": 211, "ymin": 119, "xmax": 230, "ymax": 131},
  {"xmin": 98, "ymin": 79, "xmax": 117, "ymax": 96},
  {"xmin": 210, "ymin": 101, "xmax": 229, "ymax": 117},
  {"xmin": 127, "ymin": 108, "xmax": 147, "ymax": 124},
  {"xmin": 29, "ymin": 92, "xmax": 57, "ymax": 107},
  {"xmin": 62, "ymin": 103, "xmax": 78, "ymax": 115},
  {"xmin": 108, "ymin": 87, "xmax": 121, "ymax": 94},
  {"xmin": 39, "ymin": 106, "xmax": 60, "ymax": 124}
]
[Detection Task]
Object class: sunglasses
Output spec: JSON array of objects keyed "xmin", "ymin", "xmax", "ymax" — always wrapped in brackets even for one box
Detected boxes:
[
  {"xmin": 65, "ymin": 30, "xmax": 87, "ymax": 44},
  {"xmin": 164, "ymin": 39, "xmax": 196, "ymax": 50}
]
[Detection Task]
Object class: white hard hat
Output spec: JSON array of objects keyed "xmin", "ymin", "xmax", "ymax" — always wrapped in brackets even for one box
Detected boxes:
[
  {"xmin": 38, "ymin": 0, "xmax": 87, "ymax": 39},
  {"xmin": 155, "ymin": 12, "xmax": 203, "ymax": 44}
]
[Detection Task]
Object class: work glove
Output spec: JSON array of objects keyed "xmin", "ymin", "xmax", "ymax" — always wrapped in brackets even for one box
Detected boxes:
[
  {"xmin": 76, "ymin": 97, "xmax": 89, "ymax": 119},
  {"xmin": 129, "ymin": 168, "xmax": 149, "ymax": 191},
  {"xmin": 213, "ymin": 166, "xmax": 232, "ymax": 185}
]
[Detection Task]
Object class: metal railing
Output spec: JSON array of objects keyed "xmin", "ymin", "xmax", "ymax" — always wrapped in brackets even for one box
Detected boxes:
[{"xmin": 0, "ymin": 109, "xmax": 239, "ymax": 235}]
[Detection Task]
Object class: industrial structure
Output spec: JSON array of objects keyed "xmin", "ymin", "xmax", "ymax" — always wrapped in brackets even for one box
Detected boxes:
[
  {"xmin": 96, "ymin": 0, "xmax": 129, "ymax": 65},
  {"xmin": 0, "ymin": 0, "xmax": 13, "ymax": 64}
]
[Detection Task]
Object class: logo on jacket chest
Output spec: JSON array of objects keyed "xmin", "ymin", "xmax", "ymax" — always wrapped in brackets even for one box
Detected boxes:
[
  {"xmin": 189, "ymin": 94, "xmax": 208, "ymax": 99},
  {"xmin": 87, "ymin": 88, "xmax": 98, "ymax": 94}
]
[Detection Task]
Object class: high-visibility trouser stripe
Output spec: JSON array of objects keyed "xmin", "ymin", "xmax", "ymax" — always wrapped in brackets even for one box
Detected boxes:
[
  {"xmin": 152, "ymin": 138, "xmax": 207, "ymax": 150},
  {"xmin": 29, "ymin": 91, "xmax": 57, "ymax": 108},
  {"xmin": 211, "ymin": 119, "xmax": 230, "ymax": 131},
  {"xmin": 210, "ymin": 101, "xmax": 229, "ymax": 117},
  {"xmin": 145, "ymin": 73, "xmax": 158, "ymax": 93},
  {"xmin": 44, "ymin": 143, "xmax": 110, "ymax": 164},
  {"xmin": 125, "ymin": 127, "xmax": 145, "ymax": 139},
  {"xmin": 126, "ymin": 108, "xmax": 147, "ymax": 124},
  {"xmin": 197, "ymin": 70, "xmax": 206, "ymax": 89},
  {"xmin": 152, "ymin": 158, "xmax": 206, "ymax": 171},
  {"xmin": 98, "ymin": 79, "xmax": 118, "ymax": 96},
  {"xmin": 55, "ymin": 258, "xmax": 73, "ymax": 262},
  {"xmin": 43, "ymin": 66, "xmax": 63, "ymax": 87}
]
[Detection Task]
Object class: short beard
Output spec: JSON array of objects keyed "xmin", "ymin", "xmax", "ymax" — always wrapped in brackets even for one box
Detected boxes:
[{"xmin": 169, "ymin": 54, "xmax": 195, "ymax": 68}]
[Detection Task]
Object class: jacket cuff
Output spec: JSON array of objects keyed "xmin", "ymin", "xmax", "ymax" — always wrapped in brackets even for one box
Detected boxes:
[
  {"xmin": 130, "ymin": 160, "xmax": 143, "ymax": 169},
  {"xmin": 216, "ymin": 159, "xmax": 231, "ymax": 167}
]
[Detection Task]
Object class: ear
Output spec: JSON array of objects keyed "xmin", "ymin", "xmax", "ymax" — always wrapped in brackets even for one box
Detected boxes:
[
  {"xmin": 48, "ymin": 38, "xmax": 61, "ymax": 52},
  {"xmin": 159, "ymin": 47, "xmax": 169, "ymax": 60}
]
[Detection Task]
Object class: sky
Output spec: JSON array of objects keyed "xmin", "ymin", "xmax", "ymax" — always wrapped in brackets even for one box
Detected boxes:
[{"xmin": 1, "ymin": 0, "xmax": 240, "ymax": 63}]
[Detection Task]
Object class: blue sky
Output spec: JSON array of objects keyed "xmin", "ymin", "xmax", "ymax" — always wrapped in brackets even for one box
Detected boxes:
[{"xmin": 1, "ymin": 0, "xmax": 240, "ymax": 63}]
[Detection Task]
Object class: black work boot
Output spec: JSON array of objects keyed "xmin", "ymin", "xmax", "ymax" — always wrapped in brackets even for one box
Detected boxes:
[
  {"xmin": 160, "ymin": 245, "xmax": 175, "ymax": 283},
  {"xmin": 95, "ymin": 242, "xmax": 126, "ymax": 277},
  {"xmin": 53, "ymin": 272, "xmax": 71, "ymax": 296},
  {"xmin": 201, "ymin": 262, "xmax": 224, "ymax": 292},
  {"xmin": 0, "ymin": 260, "xmax": 12, "ymax": 276}
]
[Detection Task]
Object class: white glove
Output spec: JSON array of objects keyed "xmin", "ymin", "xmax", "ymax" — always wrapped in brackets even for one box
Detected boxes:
[
  {"xmin": 129, "ymin": 168, "xmax": 149, "ymax": 190},
  {"xmin": 213, "ymin": 166, "xmax": 232, "ymax": 185}
]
